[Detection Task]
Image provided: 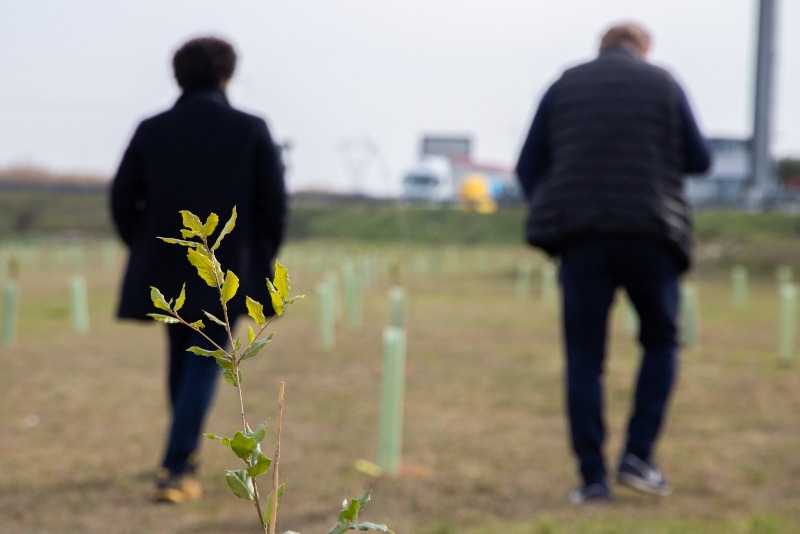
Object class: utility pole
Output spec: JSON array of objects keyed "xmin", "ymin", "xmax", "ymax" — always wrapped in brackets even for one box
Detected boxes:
[{"xmin": 750, "ymin": 0, "xmax": 778, "ymax": 207}]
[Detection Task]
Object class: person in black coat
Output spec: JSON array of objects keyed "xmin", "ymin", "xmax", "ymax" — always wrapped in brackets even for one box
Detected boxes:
[
  {"xmin": 516, "ymin": 22, "xmax": 711, "ymax": 504},
  {"xmin": 110, "ymin": 35, "xmax": 287, "ymax": 503}
]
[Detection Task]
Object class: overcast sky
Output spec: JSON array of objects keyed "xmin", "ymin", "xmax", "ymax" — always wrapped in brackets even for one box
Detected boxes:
[{"xmin": 1, "ymin": 0, "xmax": 798, "ymax": 196}]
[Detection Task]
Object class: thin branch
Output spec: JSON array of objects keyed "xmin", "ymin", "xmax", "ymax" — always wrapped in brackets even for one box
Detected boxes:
[
  {"xmin": 173, "ymin": 312, "xmax": 229, "ymax": 356},
  {"xmin": 269, "ymin": 382, "xmax": 285, "ymax": 534},
  {"xmin": 205, "ymin": 245, "xmax": 238, "ymax": 356},
  {"xmin": 252, "ymin": 478, "xmax": 268, "ymax": 533}
]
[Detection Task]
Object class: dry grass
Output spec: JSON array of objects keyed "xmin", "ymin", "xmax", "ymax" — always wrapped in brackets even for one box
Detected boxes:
[{"xmin": 1, "ymin": 241, "xmax": 799, "ymax": 533}]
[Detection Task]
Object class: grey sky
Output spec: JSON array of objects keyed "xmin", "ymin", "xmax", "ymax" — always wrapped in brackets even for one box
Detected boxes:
[{"xmin": 1, "ymin": 0, "xmax": 797, "ymax": 196}]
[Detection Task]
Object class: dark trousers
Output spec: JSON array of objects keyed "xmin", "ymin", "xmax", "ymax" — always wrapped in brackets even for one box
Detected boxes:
[
  {"xmin": 161, "ymin": 324, "xmax": 229, "ymax": 475},
  {"xmin": 559, "ymin": 237, "xmax": 681, "ymax": 486}
]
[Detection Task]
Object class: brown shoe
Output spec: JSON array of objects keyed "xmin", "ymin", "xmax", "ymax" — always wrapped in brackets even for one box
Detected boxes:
[{"xmin": 152, "ymin": 470, "xmax": 203, "ymax": 504}]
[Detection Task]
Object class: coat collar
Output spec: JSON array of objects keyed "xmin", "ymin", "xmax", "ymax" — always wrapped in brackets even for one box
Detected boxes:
[
  {"xmin": 174, "ymin": 87, "xmax": 229, "ymax": 107},
  {"xmin": 598, "ymin": 45, "xmax": 642, "ymax": 62}
]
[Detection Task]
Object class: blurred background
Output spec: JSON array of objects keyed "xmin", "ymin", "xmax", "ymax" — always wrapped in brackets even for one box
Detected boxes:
[
  {"xmin": 0, "ymin": 0, "xmax": 798, "ymax": 201},
  {"xmin": 3, "ymin": 3, "xmax": 800, "ymax": 532}
]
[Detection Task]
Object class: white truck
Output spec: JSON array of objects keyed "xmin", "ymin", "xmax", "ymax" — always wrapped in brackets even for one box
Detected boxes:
[
  {"xmin": 400, "ymin": 135, "xmax": 520, "ymax": 206},
  {"xmin": 401, "ymin": 155, "xmax": 455, "ymax": 203}
]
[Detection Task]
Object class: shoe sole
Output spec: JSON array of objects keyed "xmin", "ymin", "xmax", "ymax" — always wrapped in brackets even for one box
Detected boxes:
[
  {"xmin": 569, "ymin": 493, "xmax": 611, "ymax": 505},
  {"xmin": 153, "ymin": 487, "xmax": 188, "ymax": 504},
  {"xmin": 618, "ymin": 473, "xmax": 672, "ymax": 497},
  {"xmin": 153, "ymin": 484, "xmax": 203, "ymax": 504}
]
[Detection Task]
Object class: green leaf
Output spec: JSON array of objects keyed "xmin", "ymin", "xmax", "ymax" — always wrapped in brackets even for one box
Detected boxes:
[
  {"xmin": 221, "ymin": 270, "xmax": 239, "ymax": 304},
  {"xmin": 186, "ymin": 346, "xmax": 226, "ymax": 359},
  {"xmin": 209, "ymin": 433, "xmax": 245, "ymax": 453},
  {"xmin": 225, "ymin": 469, "xmax": 255, "ymax": 500},
  {"xmin": 355, "ymin": 492, "xmax": 372, "ymax": 508},
  {"xmin": 245, "ymin": 422, "xmax": 268, "ymax": 464},
  {"xmin": 326, "ymin": 492, "xmax": 394, "ymax": 534},
  {"xmin": 247, "ymin": 325, "xmax": 256, "ymax": 345},
  {"xmin": 229, "ymin": 338, "xmax": 242, "ymax": 362},
  {"xmin": 205, "ymin": 433, "xmax": 235, "ymax": 448},
  {"xmin": 202, "ymin": 212, "xmax": 219, "ymax": 238},
  {"xmin": 174, "ymin": 283, "xmax": 186, "ymax": 312},
  {"xmin": 147, "ymin": 313, "xmax": 180, "ymax": 324},
  {"xmin": 338, "ymin": 494, "xmax": 365, "ymax": 523},
  {"xmin": 328, "ymin": 524, "xmax": 350, "ymax": 534},
  {"xmin": 249, "ymin": 432, "xmax": 267, "ymax": 466},
  {"xmin": 203, "ymin": 311, "xmax": 227, "ymax": 327},
  {"xmin": 212, "ymin": 206, "xmax": 237, "ymax": 251},
  {"xmin": 216, "ymin": 356, "xmax": 235, "ymax": 373},
  {"xmin": 207, "ymin": 436, "xmax": 228, "ymax": 450},
  {"xmin": 273, "ymin": 261, "xmax": 290, "ymax": 300},
  {"xmin": 222, "ymin": 367, "xmax": 242, "ymax": 387},
  {"xmin": 350, "ymin": 522, "xmax": 393, "ymax": 532},
  {"xmin": 157, "ymin": 237, "xmax": 201, "ymax": 248},
  {"xmin": 230, "ymin": 431, "xmax": 256, "ymax": 461},
  {"xmin": 267, "ymin": 279, "xmax": 284, "ymax": 317},
  {"xmin": 246, "ymin": 452, "xmax": 272, "ymax": 477},
  {"xmin": 180, "ymin": 210, "xmax": 204, "ymax": 237},
  {"xmin": 263, "ymin": 483, "xmax": 286, "ymax": 525},
  {"xmin": 285, "ymin": 295, "xmax": 306, "ymax": 306},
  {"xmin": 149, "ymin": 286, "xmax": 171, "ymax": 312},
  {"xmin": 187, "ymin": 319, "xmax": 205, "ymax": 329},
  {"xmin": 187, "ymin": 247, "xmax": 219, "ymax": 287},
  {"xmin": 247, "ymin": 421, "xmax": 267, "ymax": 443},
  {"xmin": 240, "ymin": 335, "xmax": 273, "ymax": 362},
  {"xmin": 188, "ymin": 348, "xmax": 236, "ymax": 377},
  {"xmin": 246, "ymin": 296, "xmax": 266, "ymax": 326}
]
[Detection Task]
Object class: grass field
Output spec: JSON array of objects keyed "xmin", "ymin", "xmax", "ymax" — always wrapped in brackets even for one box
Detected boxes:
[{"xmin": 1, "ymin": 236, "xmax": 800, "ymax": 533}]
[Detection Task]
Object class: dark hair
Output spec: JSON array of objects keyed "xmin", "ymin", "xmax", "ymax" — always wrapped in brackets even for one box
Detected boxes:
[{"xmin": 172, "ymin": 36, "xmax": 237, "ymax": 91}]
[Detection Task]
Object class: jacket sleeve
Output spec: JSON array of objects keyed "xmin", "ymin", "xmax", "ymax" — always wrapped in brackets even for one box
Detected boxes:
[
  {"xmin": 676, "ymin": 85, "xmax": 713, "ymax": 174},
  {"xmin": 110, "ymin": 125, "xmax": 147, "ymax": 247},
  {"xmin": 251, "ymin": 119, "xmax": 287, "ymax": 258},
  {"xmin": 516, "ymin": 84, "xmax": 554, "ymax": 200}
]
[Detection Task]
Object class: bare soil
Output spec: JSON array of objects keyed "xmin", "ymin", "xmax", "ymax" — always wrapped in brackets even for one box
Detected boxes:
[{"xmin": 1, "ymin": 242, "xmax": 799, "ymax": 533}]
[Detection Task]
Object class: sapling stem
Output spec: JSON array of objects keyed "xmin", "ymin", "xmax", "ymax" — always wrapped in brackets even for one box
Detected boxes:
[
  {"xmin": 203, "ymin": 240, "xmax": 237, "ymax": 358},
  {"xmin": 251, "ymin": 462, "xmax": 268, "ymax": 534},
  {"xmin": 233, "ymin": 353, "xmax": 268, "ymax": 533},
  {"xmin": 234, "ymin": 364, "xmax": 247, "ymax": 433},
  {"xmin": 148, "ymin": 210, "xmax": 390, "ymax": 533},
  {"xmin": 269, "ymin": 382, "xmax": 285, "ymax": 534}
]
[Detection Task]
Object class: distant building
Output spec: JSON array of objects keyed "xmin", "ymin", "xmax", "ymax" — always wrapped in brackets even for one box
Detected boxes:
[
  {"xmin": 685, "ymin": 137, "xmax": 752, "ymax": 206},
  {"xmin": 421, "ymin": 135, "xmax": 472, "ymax": 160}
]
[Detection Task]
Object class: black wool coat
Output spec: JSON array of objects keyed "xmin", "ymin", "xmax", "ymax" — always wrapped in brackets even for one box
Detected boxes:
[{"xmin": 111, "ymin": 88, "xmax": 287, "ymax": 322}]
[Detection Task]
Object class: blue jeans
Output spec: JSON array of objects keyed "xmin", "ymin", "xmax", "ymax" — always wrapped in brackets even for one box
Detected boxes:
[
  {"xmin": 559, "ymin": 237, "xmax": 681, "ymax": 486},
  {"xmin": 162, "ymin": 324, "xmax": 230, "ymax": 475}
]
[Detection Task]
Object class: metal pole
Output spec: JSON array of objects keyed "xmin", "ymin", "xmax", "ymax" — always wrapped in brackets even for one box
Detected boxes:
[{"xmin": 751, "ymin": 0, "xmax": 777, "ymax": 205}]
